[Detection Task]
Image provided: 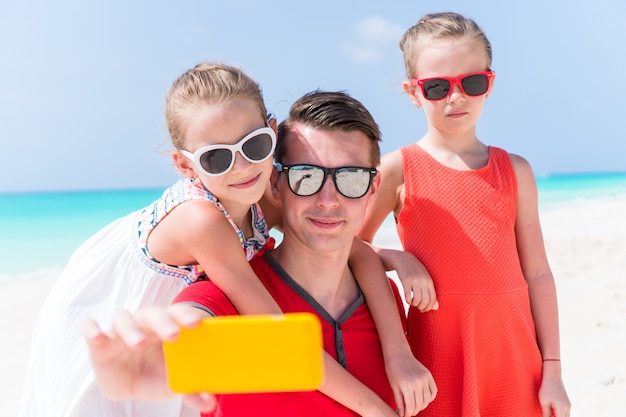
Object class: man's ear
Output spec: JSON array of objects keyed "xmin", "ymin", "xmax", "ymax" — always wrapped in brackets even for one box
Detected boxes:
[
  {"xmin": 270, "ymin": 167, "xmax": 280, "ymax": 198},
  {"xmin": 368, "ymin": 171, "xmax": 381, "ymax": 200},
  {"xmin": 259, "ymin": 172, "xmax": 283, "ymax": 231},
  {"xmin": 172, "ymin": 151, "xmax": 197, "ymax": 178},
  {"xmin": 403, "ymin": 80, "xmax": 423, "ymax": 109}
]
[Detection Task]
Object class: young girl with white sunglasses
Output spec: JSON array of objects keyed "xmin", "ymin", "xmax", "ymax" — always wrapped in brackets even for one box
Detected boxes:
[
  {"xmin": 21, "ymin": 61, "xmax": 430, "ymax": 417},
  {"xmin": 358, "ymin": 12, "xmax": 571, "ymax": 417}
]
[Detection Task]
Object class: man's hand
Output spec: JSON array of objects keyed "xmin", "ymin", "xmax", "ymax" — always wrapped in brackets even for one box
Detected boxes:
[{"xmin": 81, "ymin": 304, "xmax": 216, "ymax": 412}]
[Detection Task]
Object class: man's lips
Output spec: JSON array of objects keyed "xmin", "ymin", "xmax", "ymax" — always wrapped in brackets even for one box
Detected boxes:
[{"xmin": 309, "ymin": 217, "xmax": 343, "ymax": 229}]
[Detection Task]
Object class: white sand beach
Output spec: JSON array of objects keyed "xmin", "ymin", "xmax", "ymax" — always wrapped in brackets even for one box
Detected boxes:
[{"xmin": 2, "ymin": 197, "xmax": 625, "ymax": 416}]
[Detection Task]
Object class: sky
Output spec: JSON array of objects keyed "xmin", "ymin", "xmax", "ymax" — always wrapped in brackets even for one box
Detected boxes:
[{"xmin": 1, "ymin": 0, "xmax": 625, "ymax": 193}]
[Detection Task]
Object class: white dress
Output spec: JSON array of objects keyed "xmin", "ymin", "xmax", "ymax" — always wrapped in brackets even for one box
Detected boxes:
[{"xmin": 20, "ymin": 178, "xmax": 270, "ymax": 417}]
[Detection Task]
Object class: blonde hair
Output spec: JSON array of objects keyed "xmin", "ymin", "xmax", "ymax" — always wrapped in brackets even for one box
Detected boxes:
[
  {"xmin": 399, "ymin": 12, "xmax": 492, "ymax": 79},
  {"xmin": 164, "ymin": 62, "xmax": 268, "ymax": 149}
]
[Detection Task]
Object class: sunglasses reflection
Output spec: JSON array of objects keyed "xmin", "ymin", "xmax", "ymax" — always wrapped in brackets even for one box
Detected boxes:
[{"xmin": 292, "ymin": 174, "xmax": 312, "ymax": 195}]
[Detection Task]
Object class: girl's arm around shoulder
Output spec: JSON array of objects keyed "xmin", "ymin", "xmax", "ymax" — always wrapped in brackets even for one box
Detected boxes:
[
  {"xmin": 358, "ymin": 149, "xmax": 404, "ymax": 243},
  {"xmin": 358, "ymin": 149, "xmax": 437, "ymax": 312},
  {"xmin": 349, "ymin": 239, "xmax": 437, "ymax": 417},
  {"xmin": 149, "ymin": 199, "xmax": 282, "ymax": 315}
]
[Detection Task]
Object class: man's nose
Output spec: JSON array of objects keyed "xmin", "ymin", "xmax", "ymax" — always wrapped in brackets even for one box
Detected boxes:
[{"xmin": 316, "ymin": 174, "xmax": 340, "ymax": 207}]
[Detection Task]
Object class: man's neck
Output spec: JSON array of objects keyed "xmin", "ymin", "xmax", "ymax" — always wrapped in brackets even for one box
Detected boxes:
[{"xmin": 270, "ymin": 242, "xmax": 359, "ymax": 320}]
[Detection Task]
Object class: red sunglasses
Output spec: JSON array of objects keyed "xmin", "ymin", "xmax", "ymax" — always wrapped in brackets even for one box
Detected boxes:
[{"xmin": 411, "ymin": 71, "xmax": 494, "ymax": 101}]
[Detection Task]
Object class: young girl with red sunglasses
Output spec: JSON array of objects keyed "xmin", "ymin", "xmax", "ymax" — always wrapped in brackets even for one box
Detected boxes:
[
  {"xmin": 358, "ymin": 12, "xmax": 571, "ymax": 417},
  {"xmin": 21, "ymin": 62, "xmax": 432, "ymax": 417}
]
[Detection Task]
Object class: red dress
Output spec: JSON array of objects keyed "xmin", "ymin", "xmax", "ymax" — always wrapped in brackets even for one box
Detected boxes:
[{"xmin": 397, "ymin": 145, "xmax": 543, "ymax": 416}]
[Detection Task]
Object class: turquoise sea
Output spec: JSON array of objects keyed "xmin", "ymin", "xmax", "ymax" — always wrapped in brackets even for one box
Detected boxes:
[{"xmin": 1, "ymin": 172, "xmax": 625, "ymax": 277}]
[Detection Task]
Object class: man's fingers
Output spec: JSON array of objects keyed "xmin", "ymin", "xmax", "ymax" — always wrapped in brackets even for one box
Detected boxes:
[
  {"xmin": 129, "ymin": 304, "xmax": 205, "ymax": 342},
  {"xmin": 169, "ymin": 303, "xmax": 207, "ymax": 328},
  {"xmin": 81, "ymin": 319, "xmax": 104, "ymax": 343},
  {"xmin": 81, "ymin": 319, "xmax": 114, "ymax": 360},
  {"xmin": 183, "ymin": 393, "xmax": 217, "ymax": 413},
  {"xmin": 131, "ymin": 307, "xmax": 182, "ymax": 342},
  {"xmin": 111, "ymin": 310, "xmax": 148, "ymax": 347}
]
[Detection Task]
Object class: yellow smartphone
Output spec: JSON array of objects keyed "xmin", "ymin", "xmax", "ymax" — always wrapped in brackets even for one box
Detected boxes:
[{"xmin": 163, "ymin": 312, "xmax": 324, "ymax": 394}]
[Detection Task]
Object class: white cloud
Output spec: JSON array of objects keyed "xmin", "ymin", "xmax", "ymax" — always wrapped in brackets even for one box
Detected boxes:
[
  {"xmin": 354, "ymin": 16, "xmax": 404, "ymax": 43},
  {"xmin": 340, "ymin": 16, "xmax": 404, "ymax": 65},
  {"xmin": 338, "ymin": 43, "xmax": 384, "ymax": 65}
]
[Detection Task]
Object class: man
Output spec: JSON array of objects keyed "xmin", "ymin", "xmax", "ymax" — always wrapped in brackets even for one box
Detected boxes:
[{"xmin": 82, "ymin": 91, "xmax": 436, "ymax": 416}]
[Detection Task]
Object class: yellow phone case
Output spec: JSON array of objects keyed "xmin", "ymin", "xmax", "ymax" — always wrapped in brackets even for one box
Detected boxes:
[{"xmin": 163, "ymin": 312, "xmax": 324, "ymax": 394}]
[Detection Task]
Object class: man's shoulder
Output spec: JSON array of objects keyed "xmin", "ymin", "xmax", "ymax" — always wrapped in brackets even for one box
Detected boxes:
[
  {"xmin": 173, "ymin": 279, "xmax": 237, "ymax": 316},
  {"xmin": 249, "ymin": 252, "xmax": 276, "ymax": 284}
]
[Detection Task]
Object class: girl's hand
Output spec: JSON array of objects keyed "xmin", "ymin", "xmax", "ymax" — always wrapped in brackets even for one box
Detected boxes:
[
  {"xmin": 538, "ymin": 361, "xmax": 571, "ymax": 417},
  {"xmin": 385, "ymin": 350, "xmax": 437, "ymax": 417},
  {"xmin": 390, "ymin": 251, "xmax": 438, "ymax": 312},
  {"xmin": 81, "ymin": 304, "xmax": 216, "ymax": 412}
]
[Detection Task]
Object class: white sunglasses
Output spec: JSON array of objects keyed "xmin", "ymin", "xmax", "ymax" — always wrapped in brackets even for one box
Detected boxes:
[{"xmin": 181, "ymin": 126, "xmax": 276, "ymax": 176}]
